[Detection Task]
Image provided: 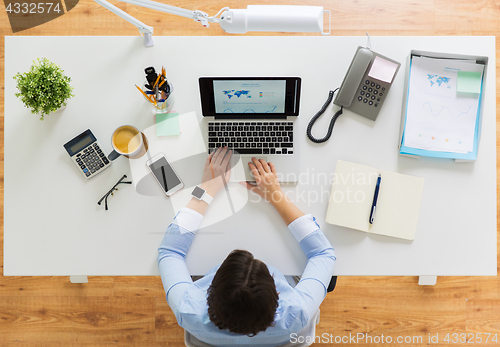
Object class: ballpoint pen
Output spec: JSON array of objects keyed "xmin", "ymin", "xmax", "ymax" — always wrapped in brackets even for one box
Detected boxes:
[{"xmin": 369, "ymin": 173, "xmax": 381, "ymax": 224}]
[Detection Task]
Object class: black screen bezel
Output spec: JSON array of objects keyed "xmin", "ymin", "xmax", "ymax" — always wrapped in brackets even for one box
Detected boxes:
[{"xmin": 199, "ymin": 77, "xmax": 301, "ymax": 119}]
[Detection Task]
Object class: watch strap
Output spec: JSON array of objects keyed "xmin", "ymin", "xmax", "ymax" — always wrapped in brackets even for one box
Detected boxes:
[{"xmin": 200, "ymin": 191, "xmax": 213, "ymax": 204}]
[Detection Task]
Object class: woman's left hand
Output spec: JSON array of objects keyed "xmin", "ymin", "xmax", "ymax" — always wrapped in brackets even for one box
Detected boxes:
[{"xmin": 200, "ymin": 147, "xmax": 232, "ymax": 197}]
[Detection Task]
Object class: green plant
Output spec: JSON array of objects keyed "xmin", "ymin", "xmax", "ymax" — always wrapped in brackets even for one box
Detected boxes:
[{"xmin": 14, "ymin": 58, "xmax": 74, "ymax": 120}]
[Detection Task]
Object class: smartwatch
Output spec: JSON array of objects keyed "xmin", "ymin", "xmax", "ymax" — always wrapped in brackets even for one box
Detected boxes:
[{"xmin": 191, "ymin": 186, "xmax": 213, "ymax": 204}]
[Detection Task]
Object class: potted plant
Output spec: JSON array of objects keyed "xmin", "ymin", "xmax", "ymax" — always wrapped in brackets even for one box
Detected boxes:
[{"xmin": 14, "ymin": 58, "xmax": 74, "ymax": 120}]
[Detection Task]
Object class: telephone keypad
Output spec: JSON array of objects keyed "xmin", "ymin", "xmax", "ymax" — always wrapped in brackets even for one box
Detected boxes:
[{"xmin": 357, "ymin": 79, "xmax": 386, "ymax": 109}]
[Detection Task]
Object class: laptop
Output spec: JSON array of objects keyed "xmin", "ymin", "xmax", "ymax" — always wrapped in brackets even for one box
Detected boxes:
[{"xmin": 199, "ymin": 77, "xmax": 301, "ymax": 182}]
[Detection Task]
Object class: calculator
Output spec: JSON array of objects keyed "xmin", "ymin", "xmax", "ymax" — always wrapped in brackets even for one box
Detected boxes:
[{"xmin": 63, "ymin": 129, "xmax": 111, "ymax": 179}]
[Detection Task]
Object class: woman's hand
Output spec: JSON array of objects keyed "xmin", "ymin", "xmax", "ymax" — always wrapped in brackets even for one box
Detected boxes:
[
  {"xmin": 241, "ymin": 158, "xmax": 304, "ymax": 224},
  {"xmin": 241, "ymin": 158, "xmax": 285, "ymax": 205},
  {"xmin": 200, "ymin": 147, "xmax": 232, "ymax": 197}
]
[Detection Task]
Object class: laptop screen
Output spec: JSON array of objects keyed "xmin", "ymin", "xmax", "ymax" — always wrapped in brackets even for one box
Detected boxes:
[
  {"xmin": 213, "ymin": 80, "xmax": 286, "ymax": 114},
  {"xmin": 200, "ymin": 77, "xmax": 301, "ymax": 119}
]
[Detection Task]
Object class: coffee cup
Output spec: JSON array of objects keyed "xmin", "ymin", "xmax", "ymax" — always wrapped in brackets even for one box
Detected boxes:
[{"xmin": 108, "ymin": 125, "xmax": 146, "ymax": 161}]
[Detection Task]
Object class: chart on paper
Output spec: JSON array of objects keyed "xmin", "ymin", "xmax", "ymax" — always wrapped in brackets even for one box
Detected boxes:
[{"xmin": 403, "ymin": 56, "xmax": 484, "ymax": 154}]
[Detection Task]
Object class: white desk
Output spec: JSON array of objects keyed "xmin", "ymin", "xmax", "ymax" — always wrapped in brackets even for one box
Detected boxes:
[{"xmin": 4, "ymin": 36, "xmax": 496, "ymax": 277}]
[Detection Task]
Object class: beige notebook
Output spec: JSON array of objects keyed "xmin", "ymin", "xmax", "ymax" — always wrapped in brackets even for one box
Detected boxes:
[{"xmin": 325, "ymin": 161, "xmax": 425, "ymax": 240}]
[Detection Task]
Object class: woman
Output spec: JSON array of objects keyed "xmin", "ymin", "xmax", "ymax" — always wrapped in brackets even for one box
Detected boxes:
[{"xmin": 158, "ymin": 147, "xmax": 335, "ymax": 346}]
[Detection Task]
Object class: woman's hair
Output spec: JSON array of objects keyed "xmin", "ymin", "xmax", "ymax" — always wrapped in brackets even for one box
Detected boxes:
[{"xmin": 207, "ymin": 249, "xmax": 279, "ymax": 336}]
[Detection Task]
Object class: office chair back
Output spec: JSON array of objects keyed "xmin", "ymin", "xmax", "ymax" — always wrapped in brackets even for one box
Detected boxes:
[{"xmin": 184, "ymin": 310, "xmax": 320, "ymax": 347}]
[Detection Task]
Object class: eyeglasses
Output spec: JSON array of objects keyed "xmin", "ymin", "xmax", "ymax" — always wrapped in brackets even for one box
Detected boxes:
[{"xmin": 98, "ymin": 174, "xmax": 132, "ymax": 210}]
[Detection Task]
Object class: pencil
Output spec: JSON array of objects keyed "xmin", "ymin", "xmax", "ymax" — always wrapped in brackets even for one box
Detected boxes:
[
  {"xmin": 136, "ymin": 85, "xmax": 156, "ymax": 105},
  {"xmin": 152, "ymin": 73, "xmax": 161, "ymax": 88}
]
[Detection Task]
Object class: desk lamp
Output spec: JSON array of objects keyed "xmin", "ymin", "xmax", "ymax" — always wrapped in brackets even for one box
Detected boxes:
[{"xmin": 93, "ymin": 0, "xmax": 331, "ymax": 47}]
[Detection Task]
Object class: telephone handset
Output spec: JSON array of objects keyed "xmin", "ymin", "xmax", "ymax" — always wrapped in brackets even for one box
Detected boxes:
[
  {"xmin": 334, "ymin": 46, "xmax": 401, "ymax": 121},
  {"xmin": 306, "ymin": 46, "xmax": 401, "ymax": 143}
]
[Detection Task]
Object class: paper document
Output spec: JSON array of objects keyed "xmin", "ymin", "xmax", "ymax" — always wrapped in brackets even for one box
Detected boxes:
[{"xmin": 403, "ymin": 56, "xmax": 483, "ymax": 154}]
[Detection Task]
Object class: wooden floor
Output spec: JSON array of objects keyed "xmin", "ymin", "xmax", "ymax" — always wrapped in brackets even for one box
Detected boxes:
[{"xmin": 0, "ymin": 0, "xmax": 499, "ymax": 346}]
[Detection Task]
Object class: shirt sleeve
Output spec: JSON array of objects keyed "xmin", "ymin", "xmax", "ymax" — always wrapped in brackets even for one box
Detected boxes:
[
  {"xmin": 288, "ymin": 214, "xmax": 336, "ymax": 320},
  {"xmin": 158, "ymin": 208, "xmax": 203, "ymax": 316}
]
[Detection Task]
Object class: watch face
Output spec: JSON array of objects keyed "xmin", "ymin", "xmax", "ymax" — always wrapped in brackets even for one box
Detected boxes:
[{"xmin": 192, "ymin": 186, "xmax": 205, "ymax": 199}]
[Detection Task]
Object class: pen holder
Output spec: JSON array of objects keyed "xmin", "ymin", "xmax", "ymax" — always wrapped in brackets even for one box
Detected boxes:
[{"xmin": 142, "ymin": 82, "xmax": 174, "ymax": 114}]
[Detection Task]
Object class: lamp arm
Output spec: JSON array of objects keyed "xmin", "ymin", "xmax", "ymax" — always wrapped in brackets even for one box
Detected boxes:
[
  {"xmin": 94, "ymin": 0, "xmax": 154, "ymax": 34},
  {"xmin": 113, "ymin": 0, "xmax": 228, "ymax": 27}
]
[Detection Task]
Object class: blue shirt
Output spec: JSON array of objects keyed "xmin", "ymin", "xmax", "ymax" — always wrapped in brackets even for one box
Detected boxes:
[{"xmin": 158, "ymin": 208, "xmax": 336, "ymax": 346}]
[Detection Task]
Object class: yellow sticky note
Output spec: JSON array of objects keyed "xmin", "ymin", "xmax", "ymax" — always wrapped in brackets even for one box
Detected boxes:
[
  {"xmin": 156, "ymin": 112, "xmax": 180, "ymax": 136},
  {"xmin": 457, "ymin": 71, "xmax": 482, "ymax": 94}
]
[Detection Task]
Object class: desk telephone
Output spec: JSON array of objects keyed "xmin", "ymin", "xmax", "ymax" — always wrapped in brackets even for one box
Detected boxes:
[{"xmin": 307, "ymin": 46, "xmax": 401, "ymax": 143}]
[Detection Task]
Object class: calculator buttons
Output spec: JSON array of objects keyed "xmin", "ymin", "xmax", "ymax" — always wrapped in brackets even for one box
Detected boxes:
[{"xmin": 73, "ymin": 142, "xmax": 110, "ymax": 179}]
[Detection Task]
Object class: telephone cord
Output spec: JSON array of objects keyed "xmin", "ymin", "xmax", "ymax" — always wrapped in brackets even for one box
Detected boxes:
[{"xmin": 306, "ymin": 89, "xmax": 343, "ymax": 143}]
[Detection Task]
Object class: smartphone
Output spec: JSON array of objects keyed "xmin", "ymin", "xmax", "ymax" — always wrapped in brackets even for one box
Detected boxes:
[{"xmin": 145, "ymin": 153, "xmax": 184, "ymax": 196}]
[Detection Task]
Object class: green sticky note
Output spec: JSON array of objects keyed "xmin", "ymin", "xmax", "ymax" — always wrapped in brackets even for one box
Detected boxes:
[
  {"xmin": 156, "ymin": 112, "xmax": 180, "ymax": 136},
  {"xmin": 457, "ymin": 71, "xmax": 482, "ymax": 94}
]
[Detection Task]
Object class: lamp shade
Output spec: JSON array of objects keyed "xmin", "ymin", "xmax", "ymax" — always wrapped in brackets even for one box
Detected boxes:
[{"xmin": 219, "ymin": 5, "xmax": 324, "ymax": 34}]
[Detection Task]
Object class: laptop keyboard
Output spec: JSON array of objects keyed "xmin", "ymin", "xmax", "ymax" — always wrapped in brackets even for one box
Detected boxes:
[{"xmin": 208, "ymin": 121, "xmax": 294, "ymax": 155}]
